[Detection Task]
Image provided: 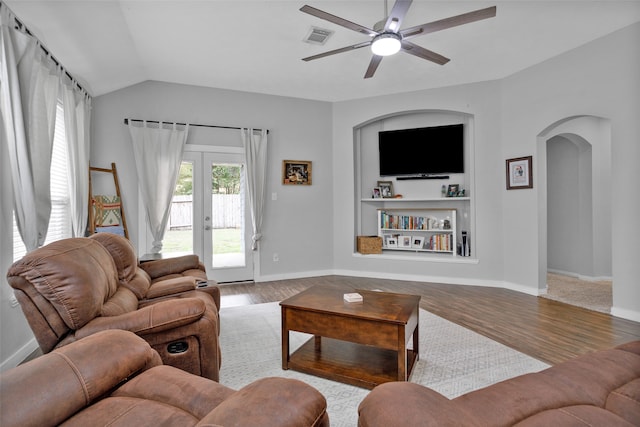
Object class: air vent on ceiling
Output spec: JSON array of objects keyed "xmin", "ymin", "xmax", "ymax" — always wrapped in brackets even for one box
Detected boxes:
[{"xmin": 303, "ymin": 26, "xmax": 334, "ymax": 45}]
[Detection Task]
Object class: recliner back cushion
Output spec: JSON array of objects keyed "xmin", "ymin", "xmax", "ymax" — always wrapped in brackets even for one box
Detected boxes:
[
  {"xmin": 89, "ymin": 233, "xmax": 151, "ymax": 298},
  {"xmin": 7, "ymin": 238, "xmax": 118, "ymax": 330},
  {"xmin": 102, "ymin": 286, "xmax": 140, "ymax": 316}
]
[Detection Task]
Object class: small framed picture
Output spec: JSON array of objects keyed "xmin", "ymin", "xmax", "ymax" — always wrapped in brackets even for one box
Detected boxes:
[
  {"xmin": 411, "ymin": 236, "xmax": 425, "ymax": 249},
  {"xmin": 447, "ymin": 184, "xmax": 459, "ymax": 197},
  {"xmin": 400, "ymin": 235, "xmax": 412, "ymax": 248},
  {"xmin": 377, "ymin": 181, "xmax": 394, "ymax": 198},
  {"xmin": 372, "ymin": 187, "xmax": 382, "ymax": 198},
  {"xmin": 386, "ymin": 236, "xmax": 398, "ymax": 248},
  {"xmin": 506, "ymin": 156, "xmax": 533, "ymax": 190},
  {"xmin": 282, "ymin": 160, "xmax": 312, "ymax": 185}
]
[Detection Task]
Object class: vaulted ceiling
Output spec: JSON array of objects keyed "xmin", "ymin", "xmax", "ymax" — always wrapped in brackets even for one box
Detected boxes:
[{"xmin": 6, "ymin": 1, "xmax": 640, "ymax": 101}]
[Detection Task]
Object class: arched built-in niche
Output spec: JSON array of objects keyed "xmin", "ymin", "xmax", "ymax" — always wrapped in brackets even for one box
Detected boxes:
[
  {"xmin": 353, "ymin": 110, "xmax": 475, "ymax": 258},
  {"xmin": 536, "ymin": 116, "xmax": 612, "ymax": 292}
]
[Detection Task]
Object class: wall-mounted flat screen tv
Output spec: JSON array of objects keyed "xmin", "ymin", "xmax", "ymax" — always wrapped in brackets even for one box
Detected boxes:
[{"xmin": 378, "ymin": 124, "xmax": 464, "ymax": 176}]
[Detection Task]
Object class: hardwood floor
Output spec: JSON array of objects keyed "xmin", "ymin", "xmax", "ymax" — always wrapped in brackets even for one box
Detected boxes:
[{"xmin": 219, "ymin": 275, "xmax": 640, "ymax": 366}]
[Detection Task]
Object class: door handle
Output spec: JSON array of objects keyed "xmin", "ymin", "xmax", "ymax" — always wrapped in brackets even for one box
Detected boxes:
[{"xmin": 204, "ymin": 225, "xmax": 211, "ymax": 230}]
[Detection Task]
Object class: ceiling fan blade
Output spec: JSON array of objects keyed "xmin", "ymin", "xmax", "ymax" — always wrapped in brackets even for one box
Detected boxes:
[
  {"xmin": 401, "ymin": 41, "xmax": 450, "ymax": 65},
  {"xmin": 364, "ymin": 55, "xmax": 383, "ymax": 79},
  {"xmin": 384, "ymin": 0, "xmax": 412, "ymax": 32},
  {"xmin": 302, "ymin": 41, "xmax": 372, "ymax": 62},
  {"xmin": 401, "ymin": 6, "xmax": 497, "ymax": 40},
  {"xmin": 300, "ymin": 5, "xmax": 377, "ymax": 37}
]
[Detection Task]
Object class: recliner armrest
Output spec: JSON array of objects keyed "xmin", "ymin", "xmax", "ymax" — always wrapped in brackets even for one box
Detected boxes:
[
  {"xmin": 0, "ymin": 330, "xmax": 161, "ymax": 427},
  {"xmin": 76, "ymin": 298, "xmax": 207, "ymax": 338},
  {"xmin": 198, "ymin": 377, "xmax": 329, "ymax": 427},
  {"xmin": 139, "ymin": 255, "xmax": 203, "ymax": 279},
  {"xmin": 145, "ymin": 276, "xmax": 197, "ymax": 299},
  {"xmin": 358, "ymin": 382, "xmax": 480, "ymax": 427}
]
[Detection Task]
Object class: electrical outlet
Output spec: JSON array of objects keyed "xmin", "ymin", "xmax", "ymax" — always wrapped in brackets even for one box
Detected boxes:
[{"xmin": 273, "ymin": 253, "xmax": 279, "ymax": 262}]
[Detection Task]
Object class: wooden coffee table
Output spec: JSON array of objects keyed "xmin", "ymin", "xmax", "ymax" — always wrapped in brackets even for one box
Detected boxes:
[{"xmin": 280, "ymin": 285, "xmax": 420, "ymax": 389}]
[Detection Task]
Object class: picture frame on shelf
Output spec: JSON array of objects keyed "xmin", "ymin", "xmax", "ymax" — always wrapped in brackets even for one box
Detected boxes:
[
  {"xmin": 372, "ymin": 187, "xmax": 382, "ymax": 198},
  {"xmin": 506, "ymin": 156, "xmax": 533, "ymax": 190},
  {"xmin": 400, "ymin": 235, "xmax": 412, "ymax": 248},
  {"xmin": 377, "ymin": 181, "xmax": 394, "ymax": 198},
  {"xmin": 282, "ymin": 160, "xmax": 312, "ymax": 185},
  {"xmin": 385, "ymin": 235, "xmax": 398, "ymax": 248},
  {"xmin": 411, "ymin": 236, "xmax": 425, "ymax": 249},
  {"xmin": 446, "ymin": 184, "xmax": 460, "ymax": 197}
]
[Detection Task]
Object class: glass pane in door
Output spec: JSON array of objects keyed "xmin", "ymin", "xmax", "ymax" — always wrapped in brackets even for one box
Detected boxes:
[
  {"xmin": 210, "ymin": 163, "xmax": 245, "ymax": 268},
  {"xmin": 163, "ymin": 161, "xmax": 194, "ymax": 254}
]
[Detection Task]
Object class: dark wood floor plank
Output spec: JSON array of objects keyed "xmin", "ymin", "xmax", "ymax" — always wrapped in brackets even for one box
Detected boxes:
[{"xmin": 219, "ymin": 275, "xmax": 640, "ymax": 365}]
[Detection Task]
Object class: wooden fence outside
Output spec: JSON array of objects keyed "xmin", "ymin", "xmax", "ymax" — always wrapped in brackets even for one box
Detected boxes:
[{"xmin": 168, "ymin": 194, "xmax": 241, "ymax": 229}]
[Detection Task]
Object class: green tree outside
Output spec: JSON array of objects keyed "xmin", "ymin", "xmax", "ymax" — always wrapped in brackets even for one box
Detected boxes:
[{"xmin": 212, "ymin": 164, "xmax": 241, "ymax": 194}]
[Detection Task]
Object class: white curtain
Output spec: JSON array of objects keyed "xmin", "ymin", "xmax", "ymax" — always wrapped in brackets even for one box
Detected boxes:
[
  {"xmin": 128, "ymin": 121, "xmax": 188, "ymax": 253},
  {"xmin": 1, "ymin": 6, "xmax": 60, "ymax": 250},
  {"xmin": 61, "ymin": 82, "xmax": 91, "ymax": 237},
  {"xmin": 241, "ymin": 128, "xmax": 268, "ymax": 250}
]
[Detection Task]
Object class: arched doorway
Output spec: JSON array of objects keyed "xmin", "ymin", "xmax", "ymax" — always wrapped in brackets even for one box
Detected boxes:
[{"xmin": 537, "ymin": 116, "xmax": 612, "ymax": 312}]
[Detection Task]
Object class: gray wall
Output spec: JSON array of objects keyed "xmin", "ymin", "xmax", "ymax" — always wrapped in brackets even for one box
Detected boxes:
[
  {"xmin": 333, "ymin": 23, "xmax": 639, "ymax": 320},
  {"xmin": 333, "ymin": 81, "xmax": 506, "ymax": 288},
  {"xmin": 547, "ymin": 135, "xmax": 593, "ymax": 277},
  {"xmin": 500, "ymin": 23, "xmax": 639, "ymax": 320},
  {"xmin": 91, "ymin": 81, "xmax": 334, "ymax": 279}
]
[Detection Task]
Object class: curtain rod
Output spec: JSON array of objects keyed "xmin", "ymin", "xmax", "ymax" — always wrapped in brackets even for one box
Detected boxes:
[
  {"xmin": 123, "ymin": 118, "xmax": 269, "ymax": 134},
  {"xmin": 1, "ymin": 1, "xmax": 91, "ymax": 98}
]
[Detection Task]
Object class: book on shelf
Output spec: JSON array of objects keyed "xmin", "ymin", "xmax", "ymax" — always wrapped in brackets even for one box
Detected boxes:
[{"xmin": 381, "ymin": 211, "xmax": 437, "ymax": 231}]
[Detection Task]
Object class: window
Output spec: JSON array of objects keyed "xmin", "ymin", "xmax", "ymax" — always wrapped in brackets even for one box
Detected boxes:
[{"xmin": 12, "ymin": 101, "xmax": 71, "ymax": 261}]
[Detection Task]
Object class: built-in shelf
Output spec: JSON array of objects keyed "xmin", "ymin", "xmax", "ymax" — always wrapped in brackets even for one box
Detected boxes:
[
  {"xmin": 378, "ymin": 208, "xmax": 457, "ymax": 255},
  {"xmin": 362, "ymin": 197, "xmax": 470, "ymax": 202}
]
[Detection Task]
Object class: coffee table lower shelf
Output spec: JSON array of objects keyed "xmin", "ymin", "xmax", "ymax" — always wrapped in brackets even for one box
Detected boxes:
[{"xmin": 287, "ymin": 336, "xmax": 418, "ymax": 389}]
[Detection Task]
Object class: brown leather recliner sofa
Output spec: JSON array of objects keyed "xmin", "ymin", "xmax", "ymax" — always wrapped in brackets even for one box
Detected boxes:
[
  {"xmin": 7, "ymin": 234, "xmax": 222, "ymax": 381},
  {"xmin": 358, "ymin": 341, "xmax": 640, "ymax": 426},
  {"xmin": 0, "ymin": 329, "xmax": 330, "ymax": 427}
]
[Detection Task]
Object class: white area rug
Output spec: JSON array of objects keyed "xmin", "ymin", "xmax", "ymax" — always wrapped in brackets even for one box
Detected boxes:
[{"xmin": 219, "ymin": 302, "xmax": 549, "ymax": 427}]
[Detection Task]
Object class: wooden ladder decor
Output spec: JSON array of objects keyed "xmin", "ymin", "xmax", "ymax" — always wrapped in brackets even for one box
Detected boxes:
[{"xmin": 88, "ymin": 162, "xmax": 129, "ymax": 239}]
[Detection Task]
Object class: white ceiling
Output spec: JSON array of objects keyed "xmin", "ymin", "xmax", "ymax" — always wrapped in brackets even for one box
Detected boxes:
[{"xmin": 5, "ymin": 0, "xmax": 640, "ymax": 102}]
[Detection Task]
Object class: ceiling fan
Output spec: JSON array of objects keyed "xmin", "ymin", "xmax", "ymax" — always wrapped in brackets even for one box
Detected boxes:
[{"xmin": 300, "ymin": 0, "xmax": 497, "ymax": 78}]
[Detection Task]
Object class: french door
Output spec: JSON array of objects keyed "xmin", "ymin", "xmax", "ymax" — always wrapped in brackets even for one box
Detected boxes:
[{"xmin": 165, "ymin": 149, "xmax": 253, "ymax": 283}]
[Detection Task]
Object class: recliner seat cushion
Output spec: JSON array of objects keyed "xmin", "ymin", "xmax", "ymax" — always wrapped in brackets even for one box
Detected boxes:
[{"xmin": 606, "ymin": 378, "xmax": 640, "ymax": 424}]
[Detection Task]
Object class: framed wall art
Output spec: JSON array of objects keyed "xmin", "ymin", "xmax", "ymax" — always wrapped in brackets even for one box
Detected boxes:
[
  {"xmin": 506, "ymin": 156, "xmax": 533, "ymax": 190},
  {"xmin": 282, "ymin": 160, "xmax": 312, "ymax": 185}
]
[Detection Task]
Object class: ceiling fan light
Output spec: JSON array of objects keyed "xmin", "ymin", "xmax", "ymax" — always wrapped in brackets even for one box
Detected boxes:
[{"xmin": 371, "ymin": 33, "xmax": 401, "ymax": 56}]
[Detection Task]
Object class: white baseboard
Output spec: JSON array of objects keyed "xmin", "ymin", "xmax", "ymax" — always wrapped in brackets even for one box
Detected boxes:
[
  {"xmin": 256, "ymin": 270, "xmax": 640, "ymax": 321},
  {"xmin": 501, "ymin": 281, "xmax": 544, "ymax": 296},
  {"xmin": 255, "ymin": 269, "xmax": 335, "ymax": 283},
  {"xmin": 333, "ymin": 268, "xmax": 501, "ymax": 287},
  {"xmin": 611, "ymin": 306, "xmax": 640, "ymax": 323},
  {"xmin": 258, "ymin": 268, "xmax": 544, "ymax": 296},
  {"xmin": 547, "ymin": 268, "xmax": 612, "ymax": 282},
  {"xmin": 0, "ymin": 337, "xmax": 38, "ymax": 373}
]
